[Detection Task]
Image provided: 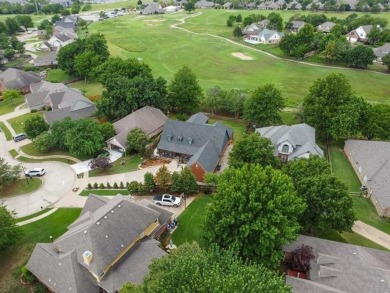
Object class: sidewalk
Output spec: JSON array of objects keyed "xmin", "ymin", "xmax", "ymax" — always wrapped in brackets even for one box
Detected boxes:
[{"xmin": 352, "ymin": 221, "xmax": 390, "ymax": 250}]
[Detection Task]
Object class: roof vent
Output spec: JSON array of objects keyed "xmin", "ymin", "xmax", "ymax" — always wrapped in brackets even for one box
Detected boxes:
[
  {"xmin": 111, "ymin": 210, "xmax": 114, "ymax": 213},
  {"xmin": 380, "ymin": 279, "xmax": 385, "ymax": 283},
  {"xmin": 105, "ymin": 235, "xmax": 108, "ymax": 238},
  {"xmin": 84, "ymin": 230, "xmax": 87, "ymax": 234},
  {"xmin": 121, "ymin": 244, "xmax": 124, "ymax": 248},
  {"xmin": 82, "ymin": 250, "xmax": 93, "ymax": 265},
  {"xmin": 104, "ymin": 216, "xmax": 108, "ymax": 219},
  {"xmin": 118, "ymin": 204, "xmax": 121, "ymax": 208},
  {"xmin": 58, "ymin": 263, "xmax": 61, "ymax": 266},
  {"xmin": 97, "ymin": 222, "xmax": 100, "ymax": 225}
]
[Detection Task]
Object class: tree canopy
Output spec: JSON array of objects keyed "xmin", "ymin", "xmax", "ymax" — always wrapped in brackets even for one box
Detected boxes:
[
  {"xmin": 120, "ymin": 242, "xmax": 291, "ymax": 293},
  {"xmin": 126, "ymin": 128, "xmax": 148, "ymax": 155},
  {"xmin": 24, "ymin": 115, "xmax": 49, "ymax": 140},
  {"xmin": 244, "ymin": 84, "xmax": 284, "ymax": 127},
  {"xmin": 0, "ymin": 204, "xmax": 21, "ymax": 251},
  {"xmin": 228, "ymin": 133, "xmax": 279, "ymax": 168},
  {"xmin": 0, "ymin": 157, "xmax": 21, "ymax": 191},
  {"xmin": 171, "ymin": 167, "xmax": 198, "ymax": 194},
  {"xmin": 167, "ymin": 66, "xmax": 202, "ymax": 114},
  {"xmin": 204, "ymin": 164, "xmax": 305, "ymax": 268}
]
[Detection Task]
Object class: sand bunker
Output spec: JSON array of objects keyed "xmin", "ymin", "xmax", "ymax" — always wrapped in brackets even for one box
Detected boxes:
[{"xmin": 232, "ymin": 52, "xmax": 253, "ymax": 60}]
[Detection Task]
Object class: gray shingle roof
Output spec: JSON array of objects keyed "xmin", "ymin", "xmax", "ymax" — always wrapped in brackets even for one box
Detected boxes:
[
  {"xmin": 27, "ymin": 195, "xmax": 168, "ymax": 293},
  {"xmin": 33, "ymin": 52, "xmax": 58, "ymax": 67},
  {"xmin": 284, "ymin": 235, "xmax": 390, "ymax": 293},
  {"xmin": 317, "ymin": 22, "xmax": 336, "ymax": 33},
  {"xmin": 141, "ymin": 2, "xmax": 165, "ymax": 14},
  {"xmin": 107, "ymin": 106, "xmax": 167, "ymax": 149},
  {"xmin": 256, "ymin": 123, "xmax": 323, "ymax": 159},
  {"xmin": 0, "ymin": 68, "xmax": 41, "ymax": 90},
  {"xmin": 292, "ymin": 21, "xmax": 306, "ymax": 29},
  {"xmin": 54, "ymin": 21, "xmax": 75, "ymax": 29},
  {"xmin": 157, "ymin": 119, "xmax": 232, "ymax": 172},
  {"xmin": 254, "ymin": 28, "xmax": 284, "ymax": 41},
  {"xmin": 187, "ymin": 112, "xmax": 208, "ymax": 124},
  {"xmin": 345, "ymin": 139, "xmax": 390, "ymax": 210},
  {"xmin": 374, "ymin": 43, "xmax": 390, "ymax": 58}
]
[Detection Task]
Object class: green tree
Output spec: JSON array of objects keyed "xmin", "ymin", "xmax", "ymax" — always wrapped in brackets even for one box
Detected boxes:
[
  {"xmin": 38, "ymin": 19, "xmax": 52, "ymax": 30},
  {"xmin": 244, "ymin": 84, "xmax": 284, "ymax": 127},
  {"xmin": 64, "ymin": 119, "xmax": 104, "ymax": 157},
  {"xmin": 233, "ymin": 26, "xmax": 242, "ymax": 38},
  {"xmin": 144, "ymin": 172, "xmax": 155, "ymax": 192},
  {"xmin": 236, "ymin": 14, "xmax": 242, "ymax": 23},
  {"xmin": 0, "ymin": 204, "xmax": 22, "ymax": 251},
  {"xmin": 367, "ymin": 25, "xmax": 382, "ymax": 45},
  {"xmin": 34, "ymin": 131, "xmax": 53, "ymax": 153},
  {"xmin": 171, "ymin": 167, "xmax": 198, "ymax": 194},
  {"xmin": 2, "ymin": 89, "xmax": 22, "ymax": 105},
  {"xmin": 124, "ymin": 242, "xmax": 291, "ymax": 293},
  {"xmin": 279, "ymin": 34, "xmax": 298, "ymax": 56},
  {"xmin": 167, "ymin": 66, "xmax": 202, "ymax": 114},
  {"xmin": 225, "ymin": 88, "xmax": 246, "ymax": 119},
  {"xmin": 126, "ymin": 128, "xmax": 148, "ymax": 155},
  {"xmin": 50, "ymin": 117, "xmax": 75, "ymax": 149},
  {"xmin": 71, "ymin": 4, "xmax": 80, "ymax": 14},
  {"xmin": 184, "ymin": 1, "xmax": 195, "ymax": 13},
  {"xmin": 228, "ymin": 134, "xmax": 279, "ymax": 168},
  {"xmin": 0, "ymin": 158, "xmax": 21, "ymax": 191},
  {"xmin": 74, "ymin": 50, "xmax": 101, "ymax": 82},
  {"xmin": 5, "ymin": 17, "xmax": 19, "ymax": 35},
  {"xmin": 99, "ymin": 122, "xmax": 115, "ymax": 141},
  {"xmin": 15, "ymin": 15, "xmax": 33, "ymax": 31},
  {"xmin": 61, "ymin": 9, "xmax": 71, "ymax": 16},
  {"xmin": 382, "ymin": 53, "xmax": 390, "ymax": 71},
  {"xmin": 154, "ymin": 165, "xmax": 172, "ymax": 191},
  {"xmin": 201, "ymin": 85, "xmax": 224, "ymax": 115},
  {"xmin": 344, "ymin": 45, "xmax": 375, "ymax": 68},
  {"xmin": 57, "ymin": 38, "xmax": 86, "ymax": 75},
  {"xmin": 51, "ymin": 14, "xmax": 61, "ymax": 24},
  {"xmin": 204, "ymin": 164, "xmax": 305, "ymax": 268},
  {"xmin": 23, "ymin": 115, "xmax": 49, "ymax": 140},
  {"xmin": 296, "ymin": 175, "xmax": 355, "ymax": 234},
  {"xmin": 302, "ymin": 73, "xmax": 353, "ymax": 139},
  {"xmin": 267, "ymin": 12, "xmax": 283, "ymax": 31}
]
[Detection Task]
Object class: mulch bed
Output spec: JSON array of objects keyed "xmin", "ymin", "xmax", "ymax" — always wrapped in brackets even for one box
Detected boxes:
[{"xmin": 140, "ymin": 157, "xmax": 172, "ymax": 168}]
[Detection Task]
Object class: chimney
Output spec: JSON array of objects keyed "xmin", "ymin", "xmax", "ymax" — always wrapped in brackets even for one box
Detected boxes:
[{"xmin": 82, "ymin": 250, "xmax": 93, "ymax": 265}]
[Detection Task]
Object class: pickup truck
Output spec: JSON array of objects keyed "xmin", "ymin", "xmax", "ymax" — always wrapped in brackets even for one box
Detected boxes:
[{"xmin": 153, "ymin": 194, "xmax": 181, "ymax": 207}]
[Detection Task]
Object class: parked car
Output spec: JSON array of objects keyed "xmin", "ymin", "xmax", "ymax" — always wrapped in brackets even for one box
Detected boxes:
[
  {"xmin": 153, "ymin": 194, "xmax": 181, "ymax": 207},
  {"xmin": 13, "ymin": 133, "xmax": 27, "ymax": 142},
  {"xmin": 25, "ymin": 168, "xmax": 45, "ymax": 177}
]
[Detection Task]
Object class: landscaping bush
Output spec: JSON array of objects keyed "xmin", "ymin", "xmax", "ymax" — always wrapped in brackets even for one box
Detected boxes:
[
  {"xmin": 21, "ymin": 266, "xmax": 35, "ymax": 284},
  {"xmin": 113, "ymin": 182, "xmax": 118, "ymax": 189},
  {"xmin": 106, "ymin": 182, "xmax": 111, "ymax": 189},
  {"xmin": 87, "ymin": 183, "xmax": 92, "ymax": 189},
  {"xmin": 120, "ymin": 181, "xmax": 124, "ymax": 188},
  {"xmin": 99, "ymin": 183, "xmax": 105, "ymax": 189},
  {"xmin": 127, "ymin": 181, "xmax": 146, "ymax": 195},
  {"xmin": 176, "ymin": 113, "xmax": 188, "ymax": 121},
  {"xmin": 33, "ymin": 283, "xmax": 47, "ymax": 293},
  {"xmin": 93, "ymin": 182, "xmax": 98, "ymax": 189},
  {"xmin": 144, "ymin": 172, "xmax": 155, "ymax": 192}
]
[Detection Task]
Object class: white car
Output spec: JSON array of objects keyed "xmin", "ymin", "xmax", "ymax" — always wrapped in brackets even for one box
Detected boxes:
[{"xmin": 25, "ymin": 168, "xmax": 45, "ymax": 177}]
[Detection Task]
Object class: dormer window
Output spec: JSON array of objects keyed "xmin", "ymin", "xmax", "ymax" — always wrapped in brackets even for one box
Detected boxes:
[
  {"xmin": 167, "ymin": 132, "xmax": 173, "ymax": 141},
  {"xmin": 177, "ymin": 135, "xmax": 183, "ymax": 142},
  {"xmin": 188, "ymin": 137, "xmax": 194, "ymax": 145},
  {"xmin": 282, "ymin": 144, "xmax": 289, "ymax": 153}
]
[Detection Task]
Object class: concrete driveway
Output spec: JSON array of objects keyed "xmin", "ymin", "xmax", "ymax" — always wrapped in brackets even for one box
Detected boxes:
[{"xmin": 70, "ymin": 150, "xmax": 123, "ymax": 174}]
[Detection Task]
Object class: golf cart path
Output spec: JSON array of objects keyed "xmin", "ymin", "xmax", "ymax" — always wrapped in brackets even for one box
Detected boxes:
[{"xmin": 171, "ymin": 12, "xmax": 390, "ymax": 77}]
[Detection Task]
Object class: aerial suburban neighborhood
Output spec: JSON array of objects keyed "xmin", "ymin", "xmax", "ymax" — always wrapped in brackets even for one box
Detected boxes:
[{"xmin": 1, "ymin": 0, "xmax": 390, "ymax": 292}]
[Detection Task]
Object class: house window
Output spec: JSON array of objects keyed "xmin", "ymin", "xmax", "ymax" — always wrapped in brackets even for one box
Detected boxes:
[
  {"xmin": 177, "ymin": 136, "xmax": 183, "ymax": 142},
  {"xmin": 282, "ymin": 144, "xmax": 289, "ymax": 153}
]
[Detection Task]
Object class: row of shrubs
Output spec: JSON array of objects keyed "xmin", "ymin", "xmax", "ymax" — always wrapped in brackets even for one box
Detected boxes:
[{"xmin": 87, "ymin": 181, "xmax": 126, "ymax": 190}]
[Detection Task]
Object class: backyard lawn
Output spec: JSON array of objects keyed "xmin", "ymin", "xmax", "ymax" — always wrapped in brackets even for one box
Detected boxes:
[
  {"xmin": 89, "ymin": 155, "xmax": 142, "ymax": 177},
  {"xmin": 330, "ymin": 145, "xmax": 390, "ymax": 235},
  {"xmin": 45, "ymin": 68, "xmax": 71, "ymax": 83},
  {"xmin": 67, "ymin": 80, "xmax": 104, "ymax": 98},
  {"xmin": 1, "ymin": 178, "xmax": 42, "ymax": 198},
  {"xmin": 171, "ymin": 195, "xmax": 211, "ymax": 247},
  {"xmin": 0, "ymin": 95, "xmax": 25, "ymax": 115},
  {"xmin": 0, "ymin": 208, "xmax": 81, "ymax": 292},
  {"xmin": 7, "ymin": 112, "xmax": 43, "ymax": 134},
  {"xmin": 209, "ymin": 118, "xmax": 246, "ymax": 142},
  {"xmin": 20, "ymin": 142, "xmax": 88, "ymax": 161}
]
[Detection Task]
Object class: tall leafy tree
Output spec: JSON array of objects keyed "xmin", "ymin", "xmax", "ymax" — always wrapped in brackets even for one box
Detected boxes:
[
  {"xmin": 171, "ymin": 167, "xmax": 198, "ymax": 194},
  {"xmin": 225, "ymin": 88, "xmax": 246, "ymax": 119},
  {"xmin": 382, "ymin": 53, "xmax": 390, "ymax": 71},
  {"xmin": 202, "ymin": 85, "xmax": 224, "ymax": 115},
  {"xmin": 5, "ymin": 17, "xmax": 19, "ymax": 35},
  {"xmin": 15, "ymin": 15, "xmax": 33, "ymax": 31},
  {"xmin": 99, "ymin": 122, "xmax": 115, "ymax": 141},
  {"xmin": 2, "ymin": 89, "xmax": 22, "ymax": 105},
  {"xmin": 167, "ymin": 66, "xmax": 202, "ymax": 114},
  {"xmin": 126, "ymin": 128, "xmax": 148, "ymax": 155},
  {"xmin": 228, "ymin": 133, "xmax": 279, "ymax": 168},
  {"xmin": 344, "ymin": 45, "xmax": 375, "ymax": 68},
  {"xmin": 184, "ymin": 1, "xmax": 195, "ymax": 13},
  {"xmin": 121, "ymin": 243, "xmax": 292, "ymax": 293},
  {"xmin": 296, "ymin": 175, "xmax": 355, "ymax": 234},
  {"xmin": 64, "ymin": 119, "xmax": 104, "ymax": 157},
  {"xmin": 154, "ymin": 165, "xmax": 172, "ymax": 192},
  {"xmin": 74, "ymin": 50, "xmax": 101, "ymax": 82},
  {"xmin": 23, "ymin": 115, "xmax": 49, "ymax": 140},
  {"xmin": 244, "ymin": 84, "xmax": 284, "ymax": 127},
  {"xmin": 204, "ymin": 164, "xmax": 305, "ymax": 268},
  {"xmin": 0, "ymin": 158, "xmax": 21, "ymax": 191},
  {"xmin": 267, "ymin": 12, "xmax": 283, "ymax": 31},
  {"xmin": 0, "ymin": 204, "xmax": 22, "ymax": 251},
  {"xmin": 50, "ymin": 117, "xmax": 75, "ymax": 149}
]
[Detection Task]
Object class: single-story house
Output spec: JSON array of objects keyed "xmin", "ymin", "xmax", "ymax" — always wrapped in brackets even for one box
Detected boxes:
[
  {"xmin": 0, "ymin": 68, "xmax": 42, "ymax": 94},
  {"xmin": 27, "ymin": 194, "xmax": 172, "ymax": 293},
  {"xmin": 346, "ymin": 25, "xmax": 373, "ymax": 43},
  {"xmin": 245, "ymin": 28, "xmax": 284, "ymax": 44},
  {"xmin": 195, "ymin": 0, "xmax": 215, "ymax": 8},
  {"xmin": 288, "ymin": 1, "xmax": 302, "ymax": 9},
  {"xmin": 374, "ymin": 43, "xmax": 390, "ymax": 62},
  {"xmin": 157, "ymin": 114, "xmax": 233, "ymax": 181},
  {"xmin": 256, "ymin": 123, "xmax": 323, "ymax": 162},
  {"xmin": 344, "ymin": 139, "xmax": 390, "ymax": 217},
  {"xmin": 25, "ymin": 81, "xmax": 96, "ymax": 124},
  {"xmin": 291, "ymin": 21, "xmax": 306, "ymax": 32},
  {"xmin": 33, "ymin": 52, "xmax": 58, "ymax": 67},
  {"xmin": 141, "ymin": 2, "xmax": 165, "ymax": 14},
  {"xmin": 106, "ymin": 106, "xmax": 167, "ymax": 153},
  {"xmin": 317, "ymin": 21, "xmax": 335, "ymax": 33},
  {"xmin": 283, "ymin": 235, "xmax": 390, "ymax": 293},
  {"xmin": 48, "ymin": 32, "xmax": 77, "ymax": 48}
]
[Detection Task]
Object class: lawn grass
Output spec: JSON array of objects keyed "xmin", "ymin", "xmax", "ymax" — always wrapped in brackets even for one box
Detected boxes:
[
  {"xmin": 89, "ymin": 155, "xmax": 142, "ymax": 177},
  {"xmin": 16, "ymin": 208, "xmax": 51, "ymax": 223},
  {"xmin": 88, "ymin": 0, "xmax": 135, "ymax": 11},
  {"xmin": 171, "ymin": 195, "xmax": 212, "ymax": 247},
  {"xmin": 208, "ymin": 117, "xmax": 246, "ymax": 142},
  {"xmin": 1, "ymin": 178, "xmax": 42, "ymax": 198},
  {"xmin": 280, "ymin": 110, "xmax": 301, "ymax": 125},
  {"xmin": 330, "ymin": 145, "xmax": 390, "ymax": 235},
  {"xmin": 87, "ymin": 11, "xmax": 390, "ymax": 107},
  {"xmin": 0, "ymin": 95, "xmax": 25, "ymax": 115},
  {"xmin": 9, "ymin": 149, "xmax": 18, "ymax": 157},
  {"xmin": 20, "ymin": 142, "xmax": 88, "ymax": 161},
  {"xmin": 17, "ymin": 156, "xmax": 76, "ymax": 164},
  {"xmin": 45, "ymin": 68, "xmax": 71, "ymax": 83},
  {"xmin": 79, "ymin": 189, "xmax": 130, "ymax": 196},
  {"xmin": 0, "ymin": 208, "xmax": 81, "ymax": 292},
  {"xmin": 0, "ymin": 121, "xmax": 13, "ymax": 140},
  {"xmin": 67, "ymin": 80, "xmax": 104, "ymax": 98},
  {"xmin": 7, "ymin": 112, "xmax": 43, "ymax": 134}
]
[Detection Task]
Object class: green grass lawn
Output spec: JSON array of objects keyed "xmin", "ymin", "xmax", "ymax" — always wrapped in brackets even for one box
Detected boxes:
[
  {"xmin": 17, "ymin": 156, "xmax": 76, "ymax": 164},
  {"xmin": 45, "ymin": 68, "xmax": 71, "ymax": 83},
  {"xmin": 7, "ymin": 112, "xmax": 43, "ymax": 134},
  {"xmin": 67, "ymin": 80, "xmax": 104, "ymax": 98},
  {"xmin": 89, "ymin": 155, "xmax": 142, "ymax": 177},
  {"xmin": 209, "ymin": 118, "xmax": 246, "ymax": 142},
  {"xmin": 0, "ymin": 208, "xmax": 81, "ymax": 292},
  {"xmin": 20, "ymin": 142, "xmax": 88, "ymax": 161},
  {"xmin": 79, "ymin": 189, "xmax": 130, "ymax": 196},
  {"xmin": 1, "ymin": 178, "xmax": 42, "ymax": 198},
  {"xmin": 9, "ymin": 149, "xmax": 18, "ymax": 157},
  {"xmin": 0, "ymin": 121, "xmax": 13, "ymax": 140},
  {"xmin": 330, "ymin": 145, "xmax": 390, "ymax": 235},
  {"xmin": 280, "ymin": 110, "xmax": 301, "ymax": 125},
  {"xmin": 171, "ymin": 195, "xmax": 212, "ymax": 247},
  {"xmin": 15, "ymin": 208, "xmax": 52, "ymax": 223},
  {"xmin": 0, "ymin": 95, "xmax": 25, "ymax": 115},
  {"xmin": 87, "ymin": 11, "xmax": 390, "ymax": 107}
]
